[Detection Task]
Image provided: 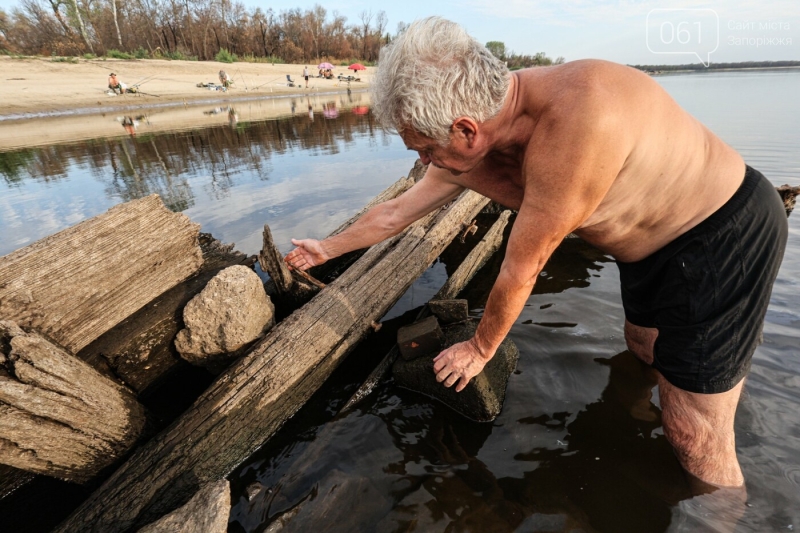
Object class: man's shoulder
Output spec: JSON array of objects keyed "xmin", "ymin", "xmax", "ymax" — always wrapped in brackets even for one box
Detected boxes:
[{"xmin": 518, "ymin": 60, "xmax": 647, "ymax": 129}]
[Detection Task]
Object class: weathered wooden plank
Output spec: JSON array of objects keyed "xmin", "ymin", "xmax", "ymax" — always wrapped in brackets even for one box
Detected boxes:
[
  {"xmin": 339, "ymin": 210, "xmax": 513, "ymax": 413},
  {"xmin": 435, "ymin": 210, "xmax": 512, "ymax": 300},
  {"xmin": 259, "ymin": 225, "xmax": 294, "ymax": 294},
  {"xmin": 0, "ymin": 465, "xmax": 32, "ymax": 499},
  {"xmin": 55, "ymin": 189, "xmax": 489, "ymax": 533},
  {"xmin": 137, "ymin": 480, "xmax": 230, "ymax": 533},
  {"xmin": 0, "ymin": 194, "xmax": 203, "ymax": 354},
  {"xmin": 0, "ymin": 321, "xmax": 146, "ymax": 483}
]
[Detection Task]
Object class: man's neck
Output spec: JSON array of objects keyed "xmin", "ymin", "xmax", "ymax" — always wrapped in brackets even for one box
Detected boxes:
[{"xmin": 479, "ymin": 73, "xmax": 534, "ymax": 162}]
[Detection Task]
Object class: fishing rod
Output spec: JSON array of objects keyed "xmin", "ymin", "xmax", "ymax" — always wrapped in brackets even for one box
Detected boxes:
[
  {"xmin": 236, "ymin": 68, "xmax": 249, "ymax": 92},
  {"xmin": 253, "ymin": 76, "xmax": 282, "ymax": 90},
  {"xmin": 131, "ymin": 74, "xmax": 156, "ymax": 87},
  {"xmin": 132, "ymin": 89, "xmax": 161, "ymax": 97}
]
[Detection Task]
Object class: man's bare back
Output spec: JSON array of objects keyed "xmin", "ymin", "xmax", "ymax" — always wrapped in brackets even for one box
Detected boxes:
[{"xmin": 419, "ymin": 60, "xmax": 746, "ymax": 263}]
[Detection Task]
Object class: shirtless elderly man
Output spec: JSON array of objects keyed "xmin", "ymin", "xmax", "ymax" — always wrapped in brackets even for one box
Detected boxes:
[{"xmin": 285, "ymin": 17, "xmax": 787, "ymax": 488}]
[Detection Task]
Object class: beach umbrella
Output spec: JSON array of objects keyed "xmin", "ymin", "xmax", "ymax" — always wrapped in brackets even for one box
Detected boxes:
[
  {"xmin": 348, "ymin": 63, "xmax": 366, "ymax": 71},
  {"xmin": 318, "ymin": 62, "xmax": 334, "ymax": 70}
]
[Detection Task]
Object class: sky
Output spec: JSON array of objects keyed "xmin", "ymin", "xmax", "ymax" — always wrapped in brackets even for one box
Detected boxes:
[{"xmin": 2, "ymin": 0, "xmax": 798, "ymax": 65}]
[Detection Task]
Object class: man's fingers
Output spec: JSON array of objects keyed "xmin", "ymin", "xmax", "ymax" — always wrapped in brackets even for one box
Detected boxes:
[
  {"xmin": 436, "ymin": 368, "xmax": 451, "ymax": 383},
  {"xmin": 433, "ymin": 356, "xmax": 447, "ymax": 373},
  {"xmin": 455, "ymin": 376, "xmax": 469, "ymax": 393},
  {"xmin": 443, "ymin": 373, "xmax": 459, "ymax": 388}
]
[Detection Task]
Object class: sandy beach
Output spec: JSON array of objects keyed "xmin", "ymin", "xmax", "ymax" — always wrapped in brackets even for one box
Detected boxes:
[{"xmin": 0, "ymin": 56, "xmax": 373, "ymax": 118}]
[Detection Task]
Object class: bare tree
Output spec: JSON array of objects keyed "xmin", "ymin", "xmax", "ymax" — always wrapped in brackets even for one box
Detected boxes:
[
  {"xmin": 358, "ymin": 8, "xmax": 371, "ymax": 60},
  {"xmin": 67, "ymin": 0, "xmax": 93, "ymax": 52},
  {"xmin": 110, "ymin": 0, "xmax": 122, "ymax": 47}
]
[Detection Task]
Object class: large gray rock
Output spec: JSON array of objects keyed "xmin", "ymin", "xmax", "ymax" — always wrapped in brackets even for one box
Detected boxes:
[
  {"xmin": 392, "ymin": 320, "xmax": 519, "ymax": 422},
  {"xmin": 175, "ymin": 265, "xmax": 275, "ymax": 370},
  {"xmin": 137, "ymin": 479, "xmax": 230, "ymax": 533}
]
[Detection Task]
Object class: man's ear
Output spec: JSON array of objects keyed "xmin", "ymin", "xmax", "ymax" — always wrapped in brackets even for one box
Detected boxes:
[{"xmin": 451, "ymin": 117, "xmax": 479, "ymax": 147}]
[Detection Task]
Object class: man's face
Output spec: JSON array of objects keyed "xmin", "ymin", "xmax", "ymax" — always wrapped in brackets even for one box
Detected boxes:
[{"xmin": 401, "ymin": 126, "xmax": 480, "ymax": 176}]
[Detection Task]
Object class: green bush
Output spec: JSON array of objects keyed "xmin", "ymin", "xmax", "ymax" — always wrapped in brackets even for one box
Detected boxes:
[
  {"xmin": 51, "ymin": 56, "xmax": 78, "ymax": 63},
  {"xmin": 133, "ymin": 46, "xmax": 149, "ymax": 59},
  {"xmin": 83, "ymin": 53, "xmax": 96, "ymax": 59},
  {"xmin": 215, "ymin": 48, "xmax": 237, "ymax": 63},
  {"xmin": 107, "ymin": 49, "xmax": 134, "ymax": 59},
  {"xmin": 238, "ymin": 53, "xmax": 284, "ymax": 64}
]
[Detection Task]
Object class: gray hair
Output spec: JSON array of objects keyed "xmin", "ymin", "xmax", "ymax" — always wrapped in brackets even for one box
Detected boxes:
[{"xmin": 371, "ymin": 17, "xmax": 510, "ymax": 142}]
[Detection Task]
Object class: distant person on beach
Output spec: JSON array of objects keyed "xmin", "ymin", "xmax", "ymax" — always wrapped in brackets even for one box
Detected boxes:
[
  {"xmin": 219, "ymin": 70, "xmax": 232, "ymax": 89},
  {"xmin": 286, "ymin": 17, "xmax": 788, "ymax": 493},
  {"xmin": 108, "ymin": 73, "xmax": 124, "ymax": 94},
  {"xmin": 304, "ymin": 66, "xmax": 309, "ymax": 88}
]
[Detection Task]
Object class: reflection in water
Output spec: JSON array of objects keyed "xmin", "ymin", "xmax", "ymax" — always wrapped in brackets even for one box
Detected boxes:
[{"xmin": 0, "ymin": 107, "xmax": 408, "ymax": 256}]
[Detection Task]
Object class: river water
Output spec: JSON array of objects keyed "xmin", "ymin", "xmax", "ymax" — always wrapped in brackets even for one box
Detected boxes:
[{"xmin": 0, "ymin": 70, "xmax": 798, "ymax": 532}]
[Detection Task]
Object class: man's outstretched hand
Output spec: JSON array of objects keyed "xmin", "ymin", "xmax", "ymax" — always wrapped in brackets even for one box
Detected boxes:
[
  {"xmin": 285, "ymin": 238, "xmax": 329, "ymax": 271},
  {"xmin": 433, "ymin": 338, "xmax": 492, "ymax": 392}
]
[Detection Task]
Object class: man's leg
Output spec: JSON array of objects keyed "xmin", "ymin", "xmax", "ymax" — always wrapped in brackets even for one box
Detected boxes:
[
  {"xmin": 625, "ymin": 319, "xmax": 744, "ymax": 488},
  {"xmin": 658, "ymin": 373, "xmax": 744, "ymax": 488}
]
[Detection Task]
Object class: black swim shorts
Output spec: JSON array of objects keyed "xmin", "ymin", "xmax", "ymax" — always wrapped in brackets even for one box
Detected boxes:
[{"xmin": 617, "ymin": 166, "xmax": 788, "ymax": 394}]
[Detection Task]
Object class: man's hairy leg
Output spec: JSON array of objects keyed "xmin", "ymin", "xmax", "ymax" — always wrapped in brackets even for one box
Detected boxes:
[
  {"xmin": 658, "ymin": 373, "xmax": 745, "ymax": 488},
  {"xmin": 624, "ymin": 320, "xmax": 744, "ymax": 486}
]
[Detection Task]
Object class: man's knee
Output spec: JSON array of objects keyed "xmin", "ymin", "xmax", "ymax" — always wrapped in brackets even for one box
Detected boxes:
[
  {"xmin": 660, "ymin": 402, "xmax": 711, "ymax": 460},
  {"xmin": 658, "ymin": 375, "xmax": 744, "ymax": 487}
]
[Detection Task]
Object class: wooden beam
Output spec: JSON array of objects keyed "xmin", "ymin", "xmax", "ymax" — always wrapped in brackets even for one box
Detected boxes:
[
  {"xmin": 259, "ymin": 224, "xmax": 294, "ymax": 294},
  {"xmin": 0, "ymin": 321, "xmax": 146, "ymax": 483},
  {"xmin": 55, "ymin": 189, "xmax": 489, "ymax": 532},
  {"xmin": 0, "ymin": 194, "xmax": 203, "ymax": 354}
]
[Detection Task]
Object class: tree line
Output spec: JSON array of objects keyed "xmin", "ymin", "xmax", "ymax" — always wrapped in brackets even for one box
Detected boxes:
[
  {"xmin": 0, "ymin": 1, "xmax": 393, "ymax": 62},
  {"xmin": 0, "ymin": 2, "xmax": 567, "ymax": 68},
  {"xmin": 485, "ymin": 40, "xmax": 564, "ymax": 69}
]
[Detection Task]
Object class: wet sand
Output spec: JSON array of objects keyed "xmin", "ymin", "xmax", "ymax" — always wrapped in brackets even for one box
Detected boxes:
[
  {"xmin": 0, "ymin": 56, "xmax": 372, "ymax": 119},
  {"xmin": 0, "ymin": 90, "xmax": 370, "ymax": 151}
]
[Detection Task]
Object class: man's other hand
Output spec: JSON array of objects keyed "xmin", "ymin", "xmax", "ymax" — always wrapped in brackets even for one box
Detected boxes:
[
  {"xmin": 432, "ymin": 339, "xmax": 492, "ymax": 392},
  {"xmin": 285, "ymin": 238, "xmax": 329, "ymax": 271}
]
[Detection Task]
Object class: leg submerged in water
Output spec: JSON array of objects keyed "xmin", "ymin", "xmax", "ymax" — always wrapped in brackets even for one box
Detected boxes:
[{"xmin": 658, "ymin": 373, "xmax": 745, "ymax": 488}]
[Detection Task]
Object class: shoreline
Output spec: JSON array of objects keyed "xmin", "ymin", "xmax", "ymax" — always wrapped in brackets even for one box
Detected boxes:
[
  {"xmin": 0, "ymin": 56, "xmax": 373, "ymax": 119},
  {"xmin": 0, "ymin": 87, "xmax": 369, "ymax": 122},
  {"xmin": 0, "ymin": 90, "xmax": 372, "ymax": 151},
  {"xmin": 649, "ymin": 65, "xmax": 800, "ymax": 75}
]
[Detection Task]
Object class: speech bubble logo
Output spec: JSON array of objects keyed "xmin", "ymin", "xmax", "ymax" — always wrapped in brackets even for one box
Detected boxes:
[{"xmin": 646, "ymin": 9, "xmax": 719, "ymax": 67}]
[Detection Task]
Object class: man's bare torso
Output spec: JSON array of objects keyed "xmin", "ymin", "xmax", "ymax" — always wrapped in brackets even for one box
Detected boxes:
[{"xmin": 450, "ymin": 60, "xmax": 745, "ymax": 263}]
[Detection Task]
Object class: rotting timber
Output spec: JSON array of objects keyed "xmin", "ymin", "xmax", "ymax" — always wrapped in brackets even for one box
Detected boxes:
[
  {"xmin": 0, "ymin": 170, "xmax": 421, "ymax": 504},
  {"xmin": 54, "ymin": 190, "xmax": 490, "ymax": 531}
]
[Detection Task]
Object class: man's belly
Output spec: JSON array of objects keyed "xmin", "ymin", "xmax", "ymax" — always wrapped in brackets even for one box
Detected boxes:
[{"xmin": 576, "ymin": 159, "xmax": 747, "ymax": 263}]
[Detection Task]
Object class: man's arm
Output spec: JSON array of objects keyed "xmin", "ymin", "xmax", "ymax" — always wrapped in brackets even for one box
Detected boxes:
[
  {"xmin": 433, "ymin": 105, "xmax": 628, "ymax": 391},
  {"xmin": 285, "ymin": 166, "xmax": 465, "ymax": 271}
]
